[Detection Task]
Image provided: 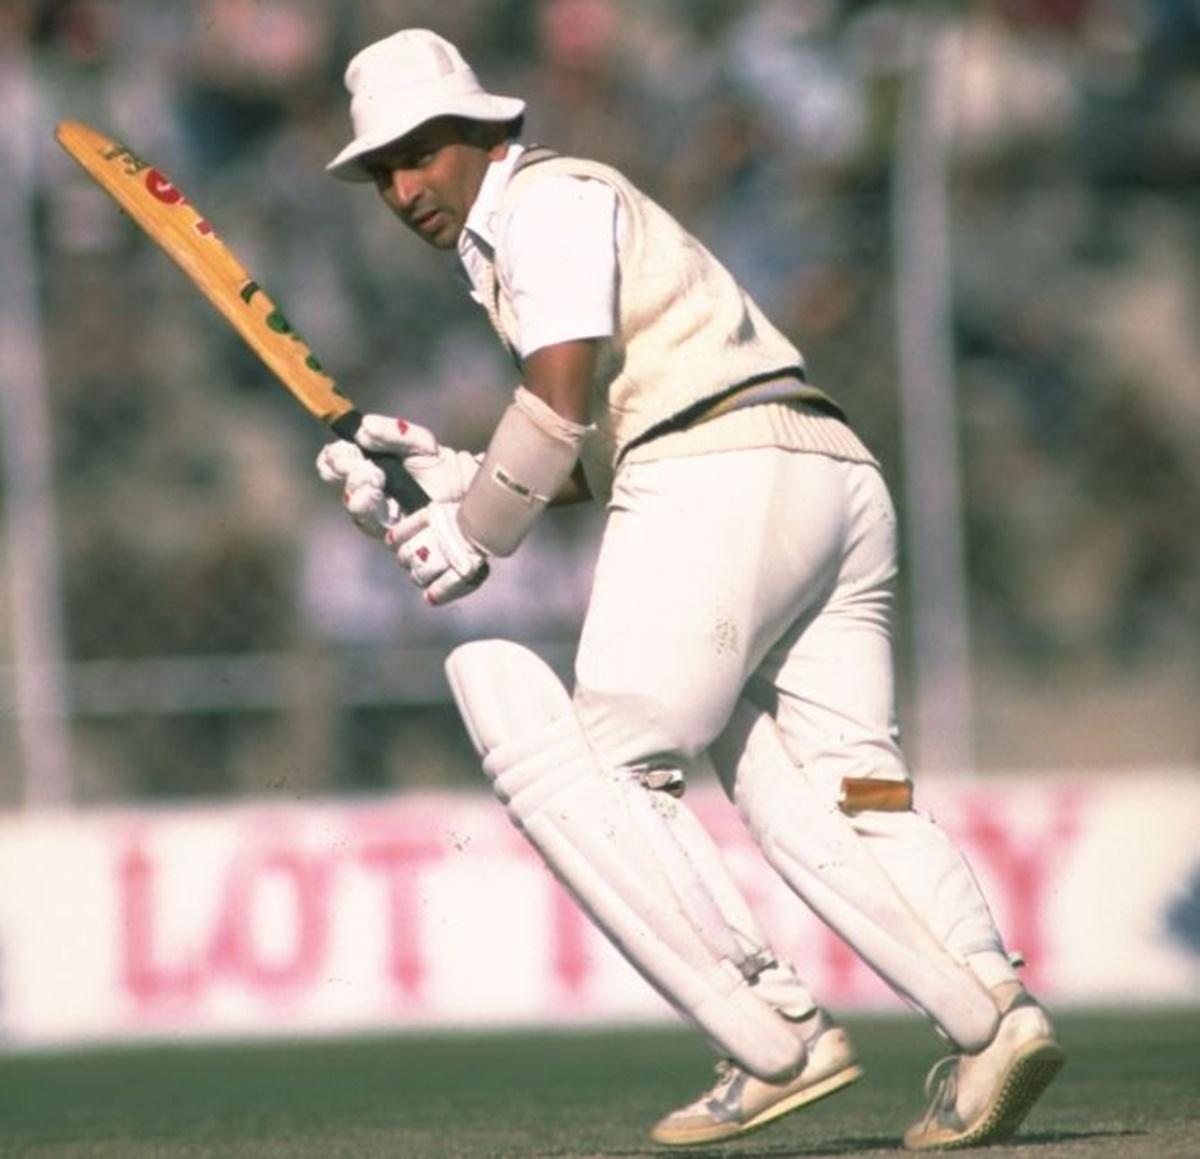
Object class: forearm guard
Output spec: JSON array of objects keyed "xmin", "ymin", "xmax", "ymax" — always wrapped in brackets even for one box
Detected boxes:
[{"xmin": 458, "ymin": 387, "xmax": 591, "ymax": 557}]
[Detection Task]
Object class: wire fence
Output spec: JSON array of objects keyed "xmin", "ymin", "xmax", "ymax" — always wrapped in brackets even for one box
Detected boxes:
[{"xmin": 1, "ymin": 0, "xmax": 1196, "ymax": 805}]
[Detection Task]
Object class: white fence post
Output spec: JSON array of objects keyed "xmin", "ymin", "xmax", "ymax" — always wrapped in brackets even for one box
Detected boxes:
[
  {"xmin": 0, "ymin": 56, "xmax": 73, "ymax": 808},
  {"xmin": 891, "ymin": 13, "xmax": 974, "ymax": 774}
]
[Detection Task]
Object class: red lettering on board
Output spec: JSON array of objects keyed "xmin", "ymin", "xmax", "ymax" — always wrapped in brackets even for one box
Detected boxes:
[
  {"xmin": 359, "ymin": 834, "xmax": 444, "ymax": 997},
  {"xmin": 954, "ymin": 787, "xmax": 1083, "ymax": 989},
  {"xmin": 549, "ymin": 879, "xmax": 591, "ymax": 997},
  {"xmin": 117, "ymin": 841, "xmax": 201, "ymax": 1006},
  {"xmin": 208, "ymin": 848, "xmax": 331, "ymax": 991}
]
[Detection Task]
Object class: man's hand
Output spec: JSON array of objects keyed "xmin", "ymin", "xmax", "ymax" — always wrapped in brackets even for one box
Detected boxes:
[
  {"xmin": 388, "ymin": 502, "xmax": 489, "ymax": 605},
  {"xmin": 355, "ymin": 414, "xmax": 480, "ymax": 500},
  {"xmin": 315, "ymin": 414, "xmax": 480, "ymax": 538}
]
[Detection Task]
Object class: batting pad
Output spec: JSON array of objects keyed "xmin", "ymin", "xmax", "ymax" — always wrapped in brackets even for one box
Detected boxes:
[
  {"xmin": 714, "ymin": 699, "xmax": 1000, "ymax": 1052},
  {"xmin": 642, "ymin": 792, "xmax": 819, "ymax": 1020},
  {"xmin": 445, "ymin": 640, "xmax": 806, "ymax": 1081}
]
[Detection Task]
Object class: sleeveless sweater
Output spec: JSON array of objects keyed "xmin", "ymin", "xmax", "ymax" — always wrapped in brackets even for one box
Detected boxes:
[{"xmin": 479, "ymin": 151, "xmax": 876, "ymax": 500}]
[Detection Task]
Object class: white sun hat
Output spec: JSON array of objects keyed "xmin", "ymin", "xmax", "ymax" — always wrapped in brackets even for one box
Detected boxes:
[{"xmin": 326, "ymin": 29, "xmax": 526, "ymax": 182}]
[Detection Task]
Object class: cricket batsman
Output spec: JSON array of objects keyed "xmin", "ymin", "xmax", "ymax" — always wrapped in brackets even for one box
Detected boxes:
[{"xmin": 316, "ymin": 28, "xmax": 1064, "ymax": 1150}]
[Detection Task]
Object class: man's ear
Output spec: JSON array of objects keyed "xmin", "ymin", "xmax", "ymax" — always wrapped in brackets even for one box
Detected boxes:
[{"xmin": 472, "ymin": 120, "xmax": 510, "ymax": 160}]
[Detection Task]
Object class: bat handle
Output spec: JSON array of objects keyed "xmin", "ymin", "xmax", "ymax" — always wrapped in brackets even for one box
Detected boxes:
[{"xmin": 330, "ymin": 409, "xmax": 430, "ymax": 512}]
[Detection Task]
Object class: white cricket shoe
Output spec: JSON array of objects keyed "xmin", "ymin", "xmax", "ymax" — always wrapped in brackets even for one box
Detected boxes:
[
  {"xmin": 649, "ymin": 1010, "xmax": 862, "ymax": 1147},
  {"xmin": 903, "ymin": 988, "xmax": 1065, "ymax": 1151}
]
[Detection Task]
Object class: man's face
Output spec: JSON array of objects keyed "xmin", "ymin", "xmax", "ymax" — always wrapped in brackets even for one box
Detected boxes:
[{"xmin": 362, "ymin": 117, "xmax": 506, "ymax": 250}]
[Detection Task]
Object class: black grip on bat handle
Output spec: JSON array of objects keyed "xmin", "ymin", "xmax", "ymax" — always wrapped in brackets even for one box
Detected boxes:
[{"xmin": 329, "ymin": 409, "xmax": 430, "ymax": 512}]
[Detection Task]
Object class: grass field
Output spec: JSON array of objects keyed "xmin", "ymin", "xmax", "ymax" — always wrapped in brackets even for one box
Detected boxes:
[{"xmin": 1, "ymin": 1009, "xmax": 1196, "ymax": 1158}]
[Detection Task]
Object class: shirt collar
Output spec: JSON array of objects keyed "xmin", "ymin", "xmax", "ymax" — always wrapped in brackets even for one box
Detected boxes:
[{"xmin": 458, "ymin": 142, "xmax": 525, "ymax": 264}]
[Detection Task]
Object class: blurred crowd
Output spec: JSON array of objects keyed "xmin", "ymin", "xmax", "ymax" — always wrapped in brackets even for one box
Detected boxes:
[{"xmin": 1, "ymin": 0, "xmax": 1197, "ymax": 801}]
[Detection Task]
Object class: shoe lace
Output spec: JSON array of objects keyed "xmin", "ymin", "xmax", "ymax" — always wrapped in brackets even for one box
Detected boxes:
[
  {"xmin": 919, "ymin": 1055, "xmax": 960, "ymax": 1128},
  {"xmin": 710, "ymin": 1059, "xmax": 738, "ymax": 1094},
  {"xmin": 675, "ymin": 1059, "xmax": 739, "ymax": 1114}
]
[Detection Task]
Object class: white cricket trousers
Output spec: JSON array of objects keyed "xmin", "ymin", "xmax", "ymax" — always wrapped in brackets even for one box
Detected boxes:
[
  {"xmin": 575, "ymin": 448, "xmax": 903, "ymax": 780},
  {"xmin": 573, "ymin": 446, "xmax": 1016, "ymax": 994}
]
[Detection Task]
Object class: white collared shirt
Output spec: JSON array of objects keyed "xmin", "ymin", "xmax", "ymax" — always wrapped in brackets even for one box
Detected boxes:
[{"xmin": 457, "ymin": 143, "xmax": 620, "ymax": 359}]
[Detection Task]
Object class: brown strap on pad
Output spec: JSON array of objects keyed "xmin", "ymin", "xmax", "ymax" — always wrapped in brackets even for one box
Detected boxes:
[{"xmin": 838, "ymin": 777, "xmax": 914, "ymax": 815}]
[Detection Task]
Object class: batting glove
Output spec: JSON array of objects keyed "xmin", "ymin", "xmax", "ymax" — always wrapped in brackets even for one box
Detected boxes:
[
  {"xmin": 355, "ymin": 414, "xmax": 480, "ymax": 501},
  {"xmin": 387, "ymin": 502, "xmax": 489, "ymax": 606},
  {"xmin": 315, "ymin": 415, "xmax": 481, "ymax": 539}
]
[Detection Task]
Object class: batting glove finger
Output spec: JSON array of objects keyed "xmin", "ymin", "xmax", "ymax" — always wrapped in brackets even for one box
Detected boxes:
[
  {"xmin": 341, "ymin": 459, "xmax": 400, "ymax": 539},
  {"xmin": 424, "ymin": 561, "xmax": 489, "ymax": 606},
  {"xmin": 391, "ymin": 523, "xmax": 441, "ymax": 589},
  {"xmin": 315, "ymin": 439, "xmax": 366, "ymax": 485},
  {"xmin": 355, "ymin": 413, "xmax": 440, "ymax": 458},
  {"xmin": 388, "ymin": 504, "xmax": 488, "ymax": 604}
]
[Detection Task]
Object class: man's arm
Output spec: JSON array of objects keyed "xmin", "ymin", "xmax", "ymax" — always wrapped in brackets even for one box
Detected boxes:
[
  {"xmin": 522, "ymin": 338, "xmax": 597, "ymax": 505},
  {"xmin": 522, "ymin": 339, "xmax": 595, "ymax": 422}
]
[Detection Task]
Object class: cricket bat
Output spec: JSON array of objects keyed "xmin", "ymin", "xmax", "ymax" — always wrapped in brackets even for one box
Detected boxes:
[{"xmin": 53, "ymin": 119, "xmax": 429, "ymax": 513}]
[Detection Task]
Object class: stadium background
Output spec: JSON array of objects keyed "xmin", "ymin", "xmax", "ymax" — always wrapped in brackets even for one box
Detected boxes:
[{"xmin": 0, "ymin": 0, "xmax": 1197, "ymax": 1061}]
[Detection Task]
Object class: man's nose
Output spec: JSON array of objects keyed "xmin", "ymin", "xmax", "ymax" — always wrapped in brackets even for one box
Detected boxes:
[{"xmin": 389, "ymin": 170, "xmax": 421, "ymax": 210}]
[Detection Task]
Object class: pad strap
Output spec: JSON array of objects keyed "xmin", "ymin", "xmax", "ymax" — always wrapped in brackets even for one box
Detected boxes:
[{"xmin": 839, "ymin": 777, "xmax": 914, "ymax": 815}]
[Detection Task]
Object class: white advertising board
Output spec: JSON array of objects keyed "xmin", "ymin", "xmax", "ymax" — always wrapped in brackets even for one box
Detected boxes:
[{"xmin": 0, "ymin": 771, "xmax": 1196, "ymax": 1047}]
